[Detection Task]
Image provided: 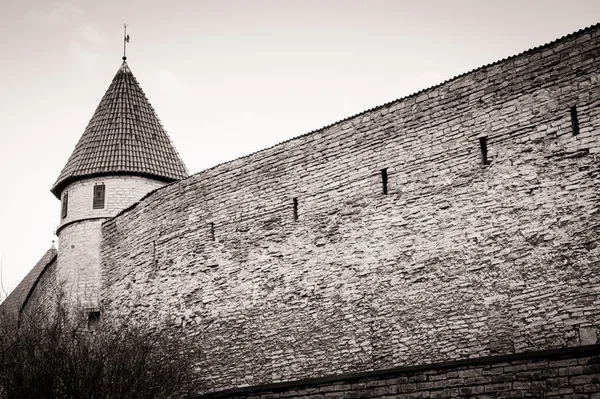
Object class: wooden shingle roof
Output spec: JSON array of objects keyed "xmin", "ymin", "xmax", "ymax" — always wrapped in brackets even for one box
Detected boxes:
[{"xmin": 51, "ymin": 61, "xmax": 188, "ymax": 198}]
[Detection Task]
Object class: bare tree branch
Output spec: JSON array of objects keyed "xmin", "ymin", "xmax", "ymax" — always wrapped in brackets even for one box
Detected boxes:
[
  {"xmin": 0, "ymin": 288, "xmax": 200, "ymax": 398},
  {"xmin": 0, "ymin": 252, "xmax": 10, "ymax": 304}
]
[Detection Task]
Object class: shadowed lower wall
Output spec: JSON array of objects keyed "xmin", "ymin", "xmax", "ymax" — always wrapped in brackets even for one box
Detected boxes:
[
  {"xmin": 192, "ymin": 346, "xmax": 600, "ymax": 399},
  {"xmin": 101, "ymin": 25, "xmax": 600, "ymax": 393}
]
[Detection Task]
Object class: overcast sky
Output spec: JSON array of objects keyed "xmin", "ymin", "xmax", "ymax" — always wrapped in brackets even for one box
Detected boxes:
[{"xmin": 0, "ymin": 0, "xmax": 599, "ymax": 296}]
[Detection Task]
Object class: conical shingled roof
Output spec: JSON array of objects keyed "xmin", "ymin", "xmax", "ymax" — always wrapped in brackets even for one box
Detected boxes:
[{"xmin": 51, "ymin": 61, "xmax": 188, "ymax": 198}]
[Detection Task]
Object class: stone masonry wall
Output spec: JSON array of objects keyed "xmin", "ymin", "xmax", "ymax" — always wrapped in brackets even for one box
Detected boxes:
[
  {"xmin": 59, "ymin": 220, "xmax": 104, "ymax": 309},
  {"xmin": 102, "ymin": 25, "xmax": 600, "ymax": 393},
  {"xmin": 24, "ymin": 255, "xmax": 58, "ymax": 316},
  {"xmin": 203, "ymin": 346, "xmax": 600, "ymax": 399}
]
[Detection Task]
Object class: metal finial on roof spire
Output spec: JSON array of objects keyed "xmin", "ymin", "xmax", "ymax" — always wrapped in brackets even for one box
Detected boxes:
[{"xmin": 123, "ymin": 23, "xmax": 130, "ymax": 61}]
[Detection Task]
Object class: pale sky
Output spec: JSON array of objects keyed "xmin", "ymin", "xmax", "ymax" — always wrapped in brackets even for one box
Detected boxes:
[{"xmin": 0, "ymin": 0, "xmax": 599, "ymax": 296}]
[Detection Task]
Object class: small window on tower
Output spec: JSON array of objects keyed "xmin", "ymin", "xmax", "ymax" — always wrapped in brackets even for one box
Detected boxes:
[
  {"xmin": 61, "ymin": 192, "xmax": 68, "ymax": 219},
  {"xmin": 93, "ymin": 184, "xmax": 105, "ymax": 209}
]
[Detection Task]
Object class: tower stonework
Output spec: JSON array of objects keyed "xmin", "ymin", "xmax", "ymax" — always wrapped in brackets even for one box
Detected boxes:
[
  {"xmin": 51, "ymin": 61, "xmax": 188, "ymax": 309},
  {"xmin": 55, "ymin": 176, "xmax": 167, "ymax": 307}
]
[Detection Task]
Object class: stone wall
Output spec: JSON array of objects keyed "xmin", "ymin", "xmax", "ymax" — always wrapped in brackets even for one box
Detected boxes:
[
  {"xmin": 196, "ymin": 346, "xmax": 600, "ymax": 399},
  {"xmin": 0, "ymin": 248, "xmax": 57, "ymax": 323},
  {"xmin": 24, "ymin": 253, "xmax": 58, "ymax": 316},
  {"xmin": 58, "ymin": 220, "xmax": 104, "ymax": 308},
  {"xmin": 101, "ymin": 25, "xmax": 600, "ymax": 393}
]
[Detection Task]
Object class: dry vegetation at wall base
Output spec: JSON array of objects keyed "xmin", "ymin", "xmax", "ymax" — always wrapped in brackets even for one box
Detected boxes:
[
  {"xmin": 101, "ymin": 25, "xmax": 600, "ymax": 394},
  {"xmin": 0, "ymin": 291, "xmax": 195, "ymax": 399}
]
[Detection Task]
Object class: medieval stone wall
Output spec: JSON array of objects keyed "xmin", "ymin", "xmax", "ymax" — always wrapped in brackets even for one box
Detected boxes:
[
  {"xmin": 101, "ymin": 25, "xmax": 600, "ymax": 393},
  {"xmin": 59, "ymin": 220, "xmax": 104, "ymax": 309},
  {"xmin": 23, "ymin": 255, "xmax": 58, "ymax": 316},
  {"xmin": 201, "ymin": 347, "xmax": 600, "ymax": 399}
]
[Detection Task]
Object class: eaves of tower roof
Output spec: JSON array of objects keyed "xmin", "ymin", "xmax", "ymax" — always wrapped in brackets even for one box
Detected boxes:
[{"xmin": 50, "ymin": 61, "xmax": 188, "ymax": 198}]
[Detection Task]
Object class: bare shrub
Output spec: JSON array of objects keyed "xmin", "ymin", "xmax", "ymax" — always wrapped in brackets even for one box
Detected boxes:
[
  {"xmin": 0, "ymin": 291, "xmax": 195, "ymax": 399},
  {"xmin": 0, "ymin": 254, "xmax": 10, "ymax": 305}
]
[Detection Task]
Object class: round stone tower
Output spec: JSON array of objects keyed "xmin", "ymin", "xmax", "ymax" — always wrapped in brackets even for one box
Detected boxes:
[{"xmin": 51, "ymin": 60, "xmax": 188, "ymax": 311}]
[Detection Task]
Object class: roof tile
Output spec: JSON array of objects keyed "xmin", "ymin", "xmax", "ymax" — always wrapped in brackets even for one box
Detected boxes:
[{"xmin": 51, "ymin": 61, "xmax": 188, "ymax": 197}]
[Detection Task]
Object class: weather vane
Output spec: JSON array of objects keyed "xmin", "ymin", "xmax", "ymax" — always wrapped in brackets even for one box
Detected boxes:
[{"xmin": 123, "ymin": 23, "xmax": 130, "ymax": 61}]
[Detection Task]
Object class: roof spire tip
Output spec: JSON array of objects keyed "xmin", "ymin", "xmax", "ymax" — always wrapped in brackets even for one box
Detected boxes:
[{"xmin": 122, "ymin": 56, "xmax": 127, "ymax": 61}]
